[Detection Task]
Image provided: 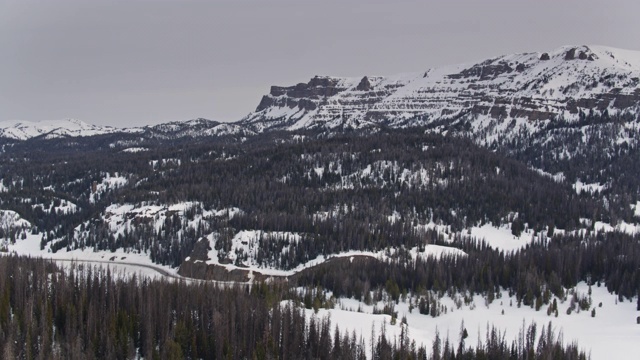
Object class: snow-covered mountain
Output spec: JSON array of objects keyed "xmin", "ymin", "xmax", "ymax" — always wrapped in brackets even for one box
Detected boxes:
[
  {"xmin": 242, "ymin": 45, "xmax": 640, "ymax": 135},
  {"xmin": 0, "ymin": 117, "xmax": 251, "ymax": 142},
  {"xmin": 2, "ymin": 45, "xmax": 639, "ymax": 143},
  {"xmin": 0, "ymin": 118, "xmax": 120, "ymax": 140}
]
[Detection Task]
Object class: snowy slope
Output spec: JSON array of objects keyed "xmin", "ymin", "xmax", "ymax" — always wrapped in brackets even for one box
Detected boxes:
[
  {"xmin": 296, "ymin": 282, "xmax": 639, "ymax": 360},
  {"xmin": 143, "ymin": 118, "xmax": 252, "ymax": 139}
]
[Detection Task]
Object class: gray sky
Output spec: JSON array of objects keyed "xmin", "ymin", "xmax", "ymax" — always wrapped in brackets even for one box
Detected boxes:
[{"xmin": 1, "ymin": 0, "xmax": 639, "ymax": 127}]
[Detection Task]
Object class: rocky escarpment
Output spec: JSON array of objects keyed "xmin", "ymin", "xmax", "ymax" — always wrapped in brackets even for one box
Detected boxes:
[
  {"xmin": 245, "ymin": 73, "xmax": 413, "ymax": 131},
  {"xmin": 241, "ymin": 45, "xmax": 640, "ymax": 137},
  {"xmin": 256, "ymin": 77, "xmax": 347, "ymax": 112}
]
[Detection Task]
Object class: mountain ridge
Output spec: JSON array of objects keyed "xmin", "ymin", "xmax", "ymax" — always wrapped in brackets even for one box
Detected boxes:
[
  {"xmin": 241, "ymin": 45, "xmax": 640, "ymax": 134},
  {"xmin": 3, "ymin": 44, "xmax": 639, "ymax": 141}
]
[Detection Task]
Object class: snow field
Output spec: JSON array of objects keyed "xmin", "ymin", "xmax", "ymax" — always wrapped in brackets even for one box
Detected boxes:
[{"xmin": 295, "ymin": 282, "xmax": 639, "ymax": 360}]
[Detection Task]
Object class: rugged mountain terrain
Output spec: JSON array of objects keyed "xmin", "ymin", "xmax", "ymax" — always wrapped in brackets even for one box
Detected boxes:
[
  {"xmin": 0, "ymin": 47, "xmax": 638, "ymax": 275},
  {"xmin": 1, "ymin": 45, "xmax": 640, "ymax": 359}
]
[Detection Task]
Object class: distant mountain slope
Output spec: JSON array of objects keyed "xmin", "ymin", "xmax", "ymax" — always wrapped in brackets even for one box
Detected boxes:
[
  {"xmin": 0, "ymin": 118, "xmax": 250, "ymax": 142},
  {"xmin": 0, "ymin": 119, "xmax": 120, "ymax": 140}
]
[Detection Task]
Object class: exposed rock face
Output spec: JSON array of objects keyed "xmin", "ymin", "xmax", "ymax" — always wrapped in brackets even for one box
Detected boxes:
[
  {"xmin": 255, "ymin": 76, "xmax": 347, "ymax": 112},
  {"xmin": 357, "ymin": 76, "xmax": 372, "ymax": 91},
  {"xmin": 448, "ymin": 59, "xmax": 514, "ymax": 81},
  {"xmin": 242, "ymin": 45, "xmax": 640, "ymax": 137}
]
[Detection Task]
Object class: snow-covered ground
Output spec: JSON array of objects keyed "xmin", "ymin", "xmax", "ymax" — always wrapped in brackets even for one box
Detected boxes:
[
  {"xmin": 593, "ymin": 221, "xmax": 640, "ymax": 235},
  {"xmin": 0, "ymin": 209, "xmax": 31, "ymax": 231},
  {"xmin": 415, "ymin": 221, "xmax": 540, "ymax": 252},
  {"xmin": 4, "ymin": 201, "xmax": 638, "ymax": 282},
  {"xmin": 465, "ymin": 223, "xmax": 539, "ymax": 251},
  {"xmin": 204, "ymin": 230, "xmax": 304, "ymax": 271},
  {"xmin": 296, "ymin": 282, "xmax": 639, "ymax": 360},
  {"xmin": 0, "ymin": 201, "xmax": 235, "ymax": 280},
  {"xmin": 633, "ymin": 201, "xmax": 640, "ymax": 218},
  {"xmin": 53, "ymin": 259, "xmax": 167, "ymax": 281}
]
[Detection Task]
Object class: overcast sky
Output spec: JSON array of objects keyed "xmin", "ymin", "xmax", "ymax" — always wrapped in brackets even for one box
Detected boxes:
[{"xmin": 1, "ymin": 0, "xmax": 639, "ymax": 127}]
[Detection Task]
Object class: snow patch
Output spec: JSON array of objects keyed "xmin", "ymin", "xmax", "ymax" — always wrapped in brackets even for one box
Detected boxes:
[
  {"xmin": 32, "ymin": 199, "xmax": 78, "ymax": 215},
  {"xmin": 573, "ymin": 180, "xmax": 605, "ymax": 194},
  {"xmin": 89, "ymin": 173, "xmax": 128, "ymax": 203},
  {"xmin": 121, "ymin": 147, "xmax": 148, "ymax": 153},
  {"xmin": 467, "ymin": 223, "xmax": 537, "ymax": 251},
  {"xmin": 593, "ymin": 221, "xmax": 640, "ymax": 235}
]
